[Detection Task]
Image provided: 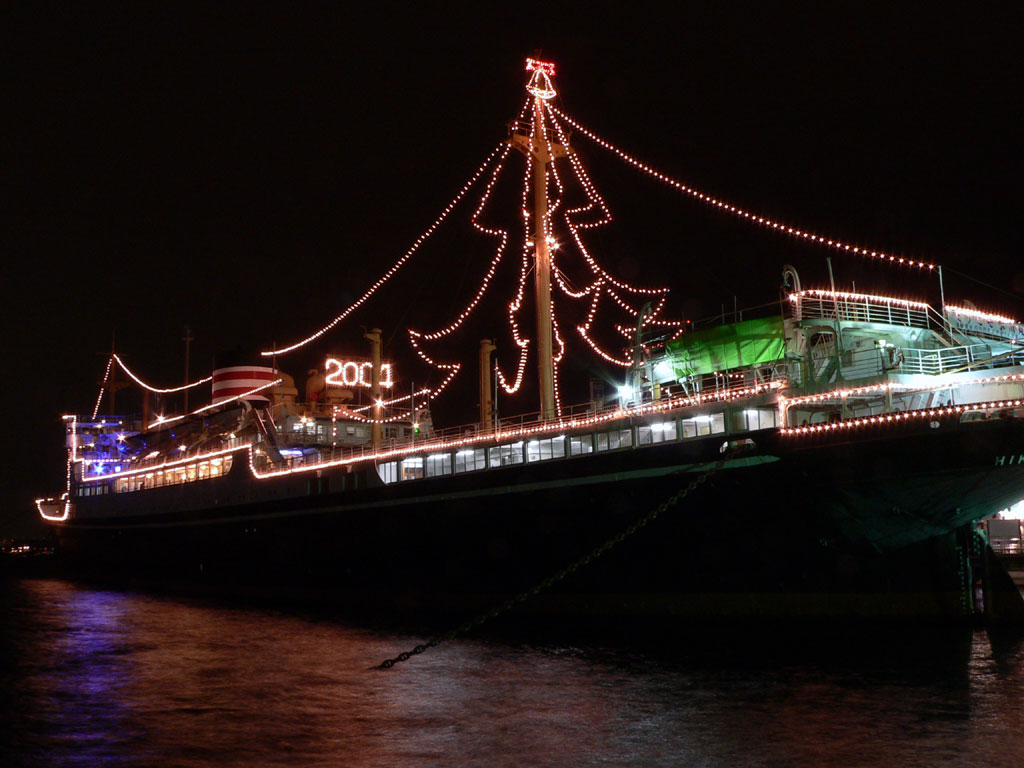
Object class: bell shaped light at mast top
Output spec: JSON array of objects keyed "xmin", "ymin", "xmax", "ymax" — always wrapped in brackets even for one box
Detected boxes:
[{"xmin": 525, "ymin": 58, "xmax": 557, "ymax": 100}]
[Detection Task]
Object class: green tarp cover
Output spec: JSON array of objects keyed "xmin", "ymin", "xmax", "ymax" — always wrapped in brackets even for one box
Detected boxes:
[{"xmin": 664, "ymin": 315, "xmax": 786, "ymax": 377}]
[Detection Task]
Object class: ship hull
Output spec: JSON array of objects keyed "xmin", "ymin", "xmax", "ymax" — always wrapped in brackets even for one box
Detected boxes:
[{"xmin": 48, "ymin": 416, "xmax": 1024, "ymax": 622}]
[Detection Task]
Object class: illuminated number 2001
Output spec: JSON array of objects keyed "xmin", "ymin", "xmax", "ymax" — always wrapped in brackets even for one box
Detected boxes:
[{"xmin": 324, "ymin": 358, "xmax": 394, "ymax": 389}]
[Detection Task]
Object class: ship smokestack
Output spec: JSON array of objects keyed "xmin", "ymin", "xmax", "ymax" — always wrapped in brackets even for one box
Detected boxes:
[{"xmin": 212, "ymin": 348, "xmax": 276, "ymax": 405}]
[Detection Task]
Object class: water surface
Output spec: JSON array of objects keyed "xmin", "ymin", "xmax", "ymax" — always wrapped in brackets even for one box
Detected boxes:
[{"xmin": 2, "ymin": 578, "xmax": 1022, "ymax": 766}]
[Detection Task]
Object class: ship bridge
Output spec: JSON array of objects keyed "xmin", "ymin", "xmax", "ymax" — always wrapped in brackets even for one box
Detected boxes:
[{"xmin": 633, "ymin": 285, "xmax": 1024, "ymax": 428}]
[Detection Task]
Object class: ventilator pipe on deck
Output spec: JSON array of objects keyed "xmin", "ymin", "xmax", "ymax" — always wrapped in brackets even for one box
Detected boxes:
[
  {"xmin": 363, "ymin": 328, "xmax": 382, "ymax": 451},
  {"xmin": 479, "ymin": 339, "xmax": 496, "ymax": 432}
]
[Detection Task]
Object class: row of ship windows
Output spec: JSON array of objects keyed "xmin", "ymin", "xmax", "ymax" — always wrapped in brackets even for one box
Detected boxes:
[
  {"xmin": 376, "ymin": 410, "xmax": 759, "ymax": 484},
  {"xmin": 109, "ymin": 456, "xmax": 234, "ymax": 493},
  {"xmin": 76, "ymin": 483, "xmax": 110, "ymax": 497},
  {"xmin": 80, "ymin": 409, "xmax": 776, "ymax": 494}
]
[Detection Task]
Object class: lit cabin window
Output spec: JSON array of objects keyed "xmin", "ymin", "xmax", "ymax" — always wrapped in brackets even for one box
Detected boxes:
[
  {"xmin": 637, "ymin": 421, "xmax": 678, "ymax": 445},
  {"xmin": 400, "ymin": 456, "xmax": 424, "ymax": 481},
  {"xmin": 114, "ymin": 455, "xmax": 233, "ymax": 492},
  {"xmin": 378, "ymin": 461, "xmax": 398, "ymax": 484},
  {"xmin": 425, "ymin": 453, "xmax": 452, "ymax": 478},
  {"xmin": 681, "ymin": 413, "xmax": 725, "ymax": 439},
  {"xmin": 527, "ymin": 435, "xmax": 566, "ymax": 463},
  {"xmin": 488, "ymin": 442, "xmax": 525, "ymax": 467},
  {"xmin": 742, "ymin": 408, "xmax": 777, "ymax": 431},
  {"xmin": 569, "ymin": 435, "xmax": 594, "ymax": 456},
  {"xmin": 595, "ymin": 428, "xmax": 633, "ymax": 452},
  {"xmin": 454, "ymin": 448, "xmax": 486, "ymax": 473}
]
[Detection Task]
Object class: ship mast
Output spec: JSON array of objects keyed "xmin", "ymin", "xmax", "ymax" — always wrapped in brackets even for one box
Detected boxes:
[{"xmin": 510, "ymin": 58, "xmax": 569, "ymax": 421}]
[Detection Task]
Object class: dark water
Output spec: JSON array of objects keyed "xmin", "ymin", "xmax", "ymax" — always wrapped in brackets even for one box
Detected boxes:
[{"xmin": 2, "ymin": 579, "xmax": 1023, "ymax": 767}]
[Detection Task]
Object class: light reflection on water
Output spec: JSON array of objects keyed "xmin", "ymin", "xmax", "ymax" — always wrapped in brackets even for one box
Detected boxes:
[{"xmin": 1, "ymin": 578, "xmax": 1023, "ymax": 767}]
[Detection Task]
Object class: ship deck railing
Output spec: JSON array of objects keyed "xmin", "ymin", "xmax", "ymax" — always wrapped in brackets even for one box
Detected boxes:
[
  {"xmin": 899, "ymin": 345, "xmax": 1024, "ymax": 375},
  {"xmin": 260, "ymin": 400, "xmax": 623, "ymax": 469},
  {"xmin": 254, "ymin": 387, "xmax": 766, "ymax": 474},
  {"xmin": 794, "ymin": 293, "xmax": 1023, "ymax": 348},
  {"xmin": 789, "ymin": 341, "xmax": 1024, "ymax": 388},
  {"xmin": 792, "ymin": 293, "xmax": 968, "ymax": 343},
  {"xmin": 991, "ymin": 539, "xmax": 1024, "ymax": 556},
  {"xmin": 794, "ymin": 294, "xmax": 935, "ymax": 330},
  {"xmin": 945, "ymin": 311, "xmax": 1024, "ymax": 344},
  {"xmin": 80, "ymin": 435, "xmax": 251, "ymax": 480}
]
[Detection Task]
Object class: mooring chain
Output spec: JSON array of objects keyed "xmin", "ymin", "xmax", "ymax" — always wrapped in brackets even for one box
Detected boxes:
[{"xmin": 375, "ymin": 452, "xmax": 734, "ymax": 670}]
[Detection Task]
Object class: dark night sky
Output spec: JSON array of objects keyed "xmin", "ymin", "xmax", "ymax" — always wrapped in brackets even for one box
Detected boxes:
[{"xmin": 5, "ymin": 3, "xmax": 1022, "ymax": 535}]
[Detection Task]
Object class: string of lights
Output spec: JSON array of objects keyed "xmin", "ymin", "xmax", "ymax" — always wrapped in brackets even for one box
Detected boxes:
[
  {"xmin": 495, "ymin": 131, "xmax": 539, "ymax": 396},
  {"xmin": 788, "ymin": 288, "xmax": 931, "ymax": 310},
  {"xmin": 944, "ymin": 305, "xmax": 1018, "ymax": 324},
  {"xmin": 39, "ymin": 415, "xmax": 79, "ymax": 518},
  {"xmin": 247, "ymin": 380, "xmax": 792, "ymax": 481},
  {"xmin": 551, "ymin": 307, "xmax": 566, "ymax": 416},
  {"xmin": 351, "ymin": 387, "xmax": 433, "ymax": 412},
  {"xmin": 548, "ymin": 107, "xmax": 668, "ymax": 296},
  {"xmin": 781, "ymin": 372, "xmax": 1024, "ymax": 412},
  {"xmin": 91, "ymin": 356, "xmax": 114, "ymax": 419},
  {"xmin": 550, "ymin": 104, "xmax": 938, "ymax": 272},
  {"xmin": 574, "ymin": 281, "xmax": 632, "ymax": 367},
  {"xmin": 411, "ymin": 144, "xmax": 514, "ymax": 341},
  {"xmin": 544, "ymin": 105, "xmax": 675, "ymax": 368},
  {"xmin": 81, "ymin": 443, "xmax": 248, "ymax": 483},
  {"xmin": 781, "ymin": 399, "xmax": 1024, "ymax": 437},
  {"xmin": 74, "ymin": 364, "xmax": 1022, "ymax": 484},
  {"xmin": 260, "ymin": 109, "xmax": 529, "ymax": 359},
  {"xmin": 39, "ymin": 384, "xmax": 1020, "ymax": 517},
  {"xmin": 405, "ymin": 135, "xmax": 517, "ymax": 402},
  {"xmin": 113, "ymin": 354, "xmax": 214, "ymax": 394},
  {"xmin": 35, "ymin": 495, "xmax": 70, "ymax": 522},
  {"xmin": 394, "ymin": 84, "xmax": 687, "ymax": 407},
  {"xmin": 405, "ymin": 332, "xmax": 462, "ymax": 406},
  {"xmin": 146, "ymin": 379, "xmax": 282, "ymax": 429}
]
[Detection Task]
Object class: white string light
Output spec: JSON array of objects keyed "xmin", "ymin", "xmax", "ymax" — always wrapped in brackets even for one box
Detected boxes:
[
  {"xmin": 81, "ymin": 444, "xmax": 247, "ymax": 483},
  {"xmin": 781, "ymin": 399, "xmax": 1024, "ymax": 436},
  {"xmin": 246, "ymin": 381, "xmax": 784, "ymax": 481},
  {"xmin": 113, "ymin": 354, "xmax": 213, "ymax": 394},
  {"xmin": 495, "ymin": 147, "xmax": 537, "ymax": 395},
  {"xmin": 538, "ymin": 105, "xmax": 674, "ymax": 368},
  {"xmin": 945, "ymin": 305, "xmax": 1018, "ymax": 324},
  {"xmin": 260, "ymin": 122, "xmax": 527, "ymax": 359},
  {"xmin": 782, "ymin": 372, "xmax": 1024, "ymax": 412},
  {"xmin": 39, "ymin": 383, "xmax": 1019, "ymax": 519},
  {"xmin": 550, "ymin": 104, "xmax": 938, "ymax": 271},
  {"xmin": 351, "ymin": 387, "xmax": 433, "ymax": 412},
  {"xmin": 91, "ymin": 355, "xmax": 114, "ymax": 419},
  {"xmin": 789, "ymin": 288, "xmax": 931, "ymax": 310},
  {"xmin": 146, "ymin": 379, "xmax": 282, "ymax": 429},
  {"xmin": 410, "ymin": 143, "xmax": 514, "ymax": 341}
]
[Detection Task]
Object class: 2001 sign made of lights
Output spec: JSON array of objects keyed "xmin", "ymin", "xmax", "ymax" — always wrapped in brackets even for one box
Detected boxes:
[{"xmin": 324, "ymin": 358, "xmax": 394, "ymax": 389}]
